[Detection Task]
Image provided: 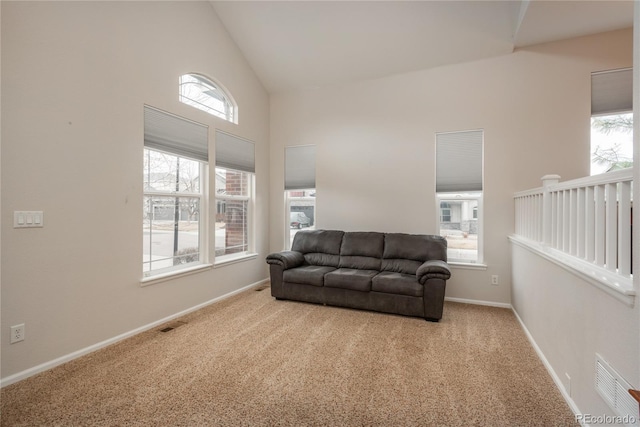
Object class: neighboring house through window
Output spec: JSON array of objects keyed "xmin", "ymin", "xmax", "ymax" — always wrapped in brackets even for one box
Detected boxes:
[
  {"xmin": 214, "ymin": 130, "xmax": 255, "ymax": 262},
  {"xmin": 440, "ymin": 202, "xmax": 452, "ymax": 223},
  {"xmin": 436, "ymin": 129, "xmax": 484, "ymax": 264}
]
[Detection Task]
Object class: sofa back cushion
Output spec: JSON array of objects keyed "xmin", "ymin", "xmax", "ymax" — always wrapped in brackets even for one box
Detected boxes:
[
  {"xmin": 382, "ymin": 233, "xmax": 447, "ymax": 275},
  {"xmin": 291, "ymin": 230, "xmax": 344, "ymax": 267},
  {"xmin": 338, "ymin": 232, "xmax": 384, "ymax": 270}
]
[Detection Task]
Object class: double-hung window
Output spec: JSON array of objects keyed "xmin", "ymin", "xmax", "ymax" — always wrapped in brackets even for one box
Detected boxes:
[
  {"xmin": 284, "ymin": 145, "xmax": 316, "ymax": 249},
  {"xmin": 436, "ymin": 130, "xmax": 484, "ymax": 265},
  {"xmin": 143, "ymin": 106, "xmax": 209, "ymax": 277},
  {"xmin": 214, "ymin": 130, "xmax": 255, "ymax": 262}
]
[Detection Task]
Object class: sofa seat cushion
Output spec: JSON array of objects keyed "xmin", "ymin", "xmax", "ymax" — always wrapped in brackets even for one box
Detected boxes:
[
  {"xmin": 324, "ymin": 268, "xmax": 378, "ymax": 292},
  {"xmin": 283, "ymin": 266, "xmax": 337, "ymax": 287},
  {"xmin": 372, "ymin": 272, "xmax": 423, "ymax": 297}
]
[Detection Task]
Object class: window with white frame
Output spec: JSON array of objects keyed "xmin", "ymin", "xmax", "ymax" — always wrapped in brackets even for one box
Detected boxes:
[
  {"xmin": 143, "ymin": 106, "xmax": 208, "ymax": 277},
  {"xmin": 436, "ymin": 130, "xmax": 483, "ymax": 264},
  {"xmin": 179, "ymin": 73, "xmax": 237, "ymax": 124},
  {"xmin": 590, "ymin": 68, "xmax": 633, "ymax": 175},
  {"xmin": 284, "ymin": 145, "xmax": 316, "ymax": 249},
  {"xmin": 215, "ymin": 130, "xmax": 255, "ymax": 262}
]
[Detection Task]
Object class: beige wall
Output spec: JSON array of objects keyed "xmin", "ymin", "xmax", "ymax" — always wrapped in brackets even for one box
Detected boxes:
[
  {"xmin": 1, "ymin": 1, "xmax": 270, "ymax": 379},
  {"xmin": 269, "ymin": 28, "xmax": 633, "ymax": 306}
]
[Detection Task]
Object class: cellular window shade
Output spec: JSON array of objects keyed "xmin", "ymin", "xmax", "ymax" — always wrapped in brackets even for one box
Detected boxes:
[
  {"xmin": 144, "ymin": 106, "xmax": 208, "ymax": 162},
  {"xmin": 285, "ymin": 145, "xmax": 316, "ymax": 190},
  {"xmin": 591, "ymin": 68, "xmax": 633, "ymax": 116},
  {"xmin": 436, "ymin": 130, "xmax": 483, "ymax": 192},
  {"xmin": 215, "ymin": 130, "xmax": 255, "ymax": 173}
]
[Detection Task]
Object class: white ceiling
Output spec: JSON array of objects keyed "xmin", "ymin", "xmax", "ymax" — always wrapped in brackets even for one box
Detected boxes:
[{"xmin": 210, "ymin": 1, "xmax": 634, "ymax": 94}]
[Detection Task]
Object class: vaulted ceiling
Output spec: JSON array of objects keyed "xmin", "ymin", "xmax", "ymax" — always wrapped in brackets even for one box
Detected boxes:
[{"xmin": 210, "ymin": 0, "xmax": 634, "ymax": 94}]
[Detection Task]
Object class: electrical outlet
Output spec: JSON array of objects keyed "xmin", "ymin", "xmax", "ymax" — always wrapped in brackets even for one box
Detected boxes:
[
  {"xmin": 491, "ymin": 275, "xmax": 499, "ymax": 285},
  {"xmin": 10, "ymin": 324, "xmax": 25, "ymax": 344}
]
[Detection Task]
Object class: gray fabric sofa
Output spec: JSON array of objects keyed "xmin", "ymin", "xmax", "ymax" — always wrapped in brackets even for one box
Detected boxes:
[{"xmin": 266, "ymin": 230, "xmax": 452, "ymax": 321}]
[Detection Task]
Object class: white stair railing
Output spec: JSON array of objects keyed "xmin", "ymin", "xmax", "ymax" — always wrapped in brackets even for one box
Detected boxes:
[{"xmin": 514, "ymin": 169, "xmax": 633, "ymax": 279}]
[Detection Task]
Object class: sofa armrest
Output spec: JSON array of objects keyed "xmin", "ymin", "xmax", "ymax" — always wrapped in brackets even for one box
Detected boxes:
[
  {"xmin": 416, "ymin": 260, "xmax": 451, "ymax": 284},
  {"xmin": 266, "ymin": 251, "xmax": 304, "ymax": 270}
]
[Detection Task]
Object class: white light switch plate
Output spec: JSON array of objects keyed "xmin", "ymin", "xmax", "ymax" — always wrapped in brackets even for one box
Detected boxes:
[{"xmin": 14, "ymin": 211, "xmax": 44, "ymax": 228}]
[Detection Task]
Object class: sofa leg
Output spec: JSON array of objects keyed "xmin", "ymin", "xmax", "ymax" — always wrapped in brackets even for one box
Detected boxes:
[{"xmin": 424, "ymin": 317, "xmax": 440, "ymax": 322}]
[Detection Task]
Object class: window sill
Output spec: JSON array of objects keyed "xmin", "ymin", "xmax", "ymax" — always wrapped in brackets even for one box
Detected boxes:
[
  {"xmin": 140, "ymin": 263, "xmax": 213, "ymax": 287},
  {"xmin": 215, "ymin": 252, "xmax": 258, "ymax": 268},
  {"xmin": 509, "ymin": 234, "xmax": 635, "ymax": 306},
  {"xmin": 449, "ymin": 262, "xmax": 488, "ymax": 270}
]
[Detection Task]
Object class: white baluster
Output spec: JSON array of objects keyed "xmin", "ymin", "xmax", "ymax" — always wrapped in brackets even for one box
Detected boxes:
[
  {"xmin": 577, "ymin": 187, "xmax": 586, "ymax": 259},
  {"xmin": 585, "ymin": 186, "xmax": 595, "ymax": 262},
  {"xmin": 542, "ymin": 175, "xmax": 560, "ymax": 245},
  {"xmin": 605, "ymin": 183, "xmax": 617, "ymax": 272},
  {"xmin": 618, "ymin": 180, "xmax": 631, "ymax": 277},
  {"xmin": 595, "ymin": 185, "xmax": 605, "ymax": 267}
]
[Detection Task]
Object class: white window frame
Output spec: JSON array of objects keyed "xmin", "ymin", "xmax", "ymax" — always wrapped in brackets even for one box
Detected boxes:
[
  {"xmin": 214, "ymin": 167, "xmax": 256, "ymax": 265},
  {"xmin": 142, "ymin": 148, "xmax": 210, "ymax": 282},
  {"xmin": 285, "ymin": 189, "xmax": 316, "ymax": 250},
  {"xmin": 436, "ymin": 192, "xmax": 484, "ymax": 266}
]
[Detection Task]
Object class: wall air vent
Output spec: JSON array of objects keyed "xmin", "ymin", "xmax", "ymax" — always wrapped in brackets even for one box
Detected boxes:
[
  {"xmin": 159, "ymin": 320, "xmax": 187, "ymax": 333},
  {"xmin": 595, "ymin": 354, "xmax": 639, "ymax": 426}
]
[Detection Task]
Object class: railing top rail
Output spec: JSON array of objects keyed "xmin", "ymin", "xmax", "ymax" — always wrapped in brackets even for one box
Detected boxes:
[
  {"xmin": 514, "ymin": 187, "xmax": 544, "ymax": 198},
  {"xmin": 547, "ymin": 169, "xmax": 633, "ymax": 192}
]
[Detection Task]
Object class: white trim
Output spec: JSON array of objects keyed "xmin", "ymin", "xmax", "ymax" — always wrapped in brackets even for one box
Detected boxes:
[
  {"xmin": 448, "ymin": 262, "xmax": 488, "ymax": 271},
  {"xmin": 0, "ymin": 278, "xmax": 269, "ymax": 388},
  {"xmin": 214, "ymin": 252, "xmax": 258, "ymax": 267},
  {"xmin": 511, "ymin": 308, "xmax": 584, "ymax": 425},
  {"xmin": 141, "ymin": 263, "xmax": 213, "ymax": 286},
  {"xmin": 445, "ymin": 296, "xmax": 511, "ymax": 309},
  {"xmin": 509, "ymin": 234, "xmax": 635, "ymax": 306}
]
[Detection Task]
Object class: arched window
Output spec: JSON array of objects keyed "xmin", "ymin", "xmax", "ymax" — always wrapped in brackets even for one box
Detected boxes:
[{"xmin": 179, "ymin": 73, "xmax": 237, "ymax": 123}]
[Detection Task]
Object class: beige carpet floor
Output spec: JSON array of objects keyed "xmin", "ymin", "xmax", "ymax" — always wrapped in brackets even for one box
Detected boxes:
[{"xmin": 1, "ymin": 286, "xmax": 577, "ymax": 426}]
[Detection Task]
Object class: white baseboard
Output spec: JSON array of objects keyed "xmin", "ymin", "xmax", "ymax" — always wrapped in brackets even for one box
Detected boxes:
[
  {"xmin": 511, "ymin": 308, "xmax": 584, "ymax": 426},
  {"xmin": 0, "ymin": 278, "xmax": 270, "ymax": 388},
  {"xmin": 445, "ymin": 296, "xmax": 512, "ymax": 309}
]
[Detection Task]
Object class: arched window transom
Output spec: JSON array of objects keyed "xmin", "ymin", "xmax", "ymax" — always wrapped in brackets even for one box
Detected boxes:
[{"xmin": 179, "ymin": 73, "xmax": 237, "ymax": 123}]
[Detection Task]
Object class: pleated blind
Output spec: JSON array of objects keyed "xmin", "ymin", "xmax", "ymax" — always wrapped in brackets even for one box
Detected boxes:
[
  {"xmin": 436, "ymin": 130, "xmax": 483, "ymax": 193},
  {"xmin": 143, "ymin": 105, "xmax": 208, "ymax": 162},
  {"xmin": 285, "ymin": 145, "xmax": 316, "ymax": 190},
  {"xmin": 215, "ymin": 130, "xmax": 255, "ymax": 173},
  {"xmin": 591, "ymin": 68, "xmax": 633, "ymax": 116}
]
